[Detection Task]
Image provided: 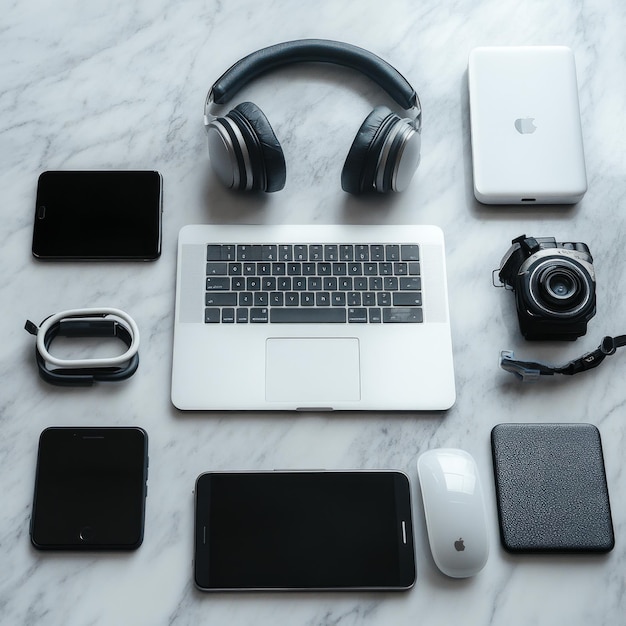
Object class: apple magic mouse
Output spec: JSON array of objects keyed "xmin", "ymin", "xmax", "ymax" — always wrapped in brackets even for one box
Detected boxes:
[{"xmin": 417, "ymin": 448, "xmax": 489, "ymax": 578}]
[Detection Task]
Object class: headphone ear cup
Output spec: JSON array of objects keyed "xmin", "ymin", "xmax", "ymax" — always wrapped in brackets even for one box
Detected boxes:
[
  {"xmin": 207, "ymin": 102, "xmax": 286, "ymax": 192},
  {"xmin": 341, "ymin": 106, "xmax": 396, "ymax": 194},
  {"xmin": 231, "ymin": 102, "xmax": 286, "ymax": 192},
  {"xmin": 342, "ymin": 105, "xmax": 420, "ymax": 194}
]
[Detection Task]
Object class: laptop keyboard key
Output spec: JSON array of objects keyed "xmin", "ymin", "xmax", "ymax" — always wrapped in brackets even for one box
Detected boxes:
[
  {"xmin": 246, "ymin": 277, "xmax": 261, "ymax": 290},
  {"xmin": 377, "ymin": 292, "xmax": 392, "ymax": 307},
  {"xmin": 254, "ymin": 292, "xmax": 269, "ymax": 306},
  {"xmin": 222, "ymin": 308, "xmax": 235, "ymax": 323},
  {"xmin": 369, "ymin": 308, "xmax": 382, "ymax": 323},
  {"xmin": 222, "ymin": 245, "xmax": 236, "ymax": 260},
  {"xmin": 316, "ymin": 292, "xmax": 331, "ymax": 306},
  {"xmin": 262, "ymin": 277, "xmax": 276, "ymax": 290},
  {"xmin": 308, "ymin": 277, "xmax": 322, "ymax": 290},
  {"xmin": 348, "ymin": 308, "xmax": 368, "ymax": 323},
  {"xmin": 206, "ymin": 262, "xmax": 228, "ymax": 275},
  {"xmin": 262, "ymin": 245, "xmax": 277, "ymax": 261},
  {"xmin": 332, "ymin": 292, "xmax": 346, "ymax": 306},
  {"xmin": 206, "ymin": 277, "xmax": 230, "ymax": 290},
  {"xmin": 270, "ymin": 309, "xmax": 346, "ymax": 323},
  {"xmin": 400, "ymin": 245, "xmax": 420, "ymax": 261},
  {"xmin": 362, "ymin": 292, "xmax": 376, "ymax": 307},
  {"xmin": 385, "ymin": 245, "xmax": 400, "ymax": 260},
  {"xmin": 384, "ymin": 277, "xmax": 399, "ymax": 290},
  {"xmin": 270, "ymin": 292, "xmax": 284, "ymax": 306},
  {"xmin": 206, "ymin": 245, "xmax": 221, "ymax": 261},
  {"xmin": 368, "ymin": 277, "xmax": 383, "ymax": 291},
  {"xmin": 393, "ymin": 292, "xmax": 422, "ymax": 306},
  {"xmin": 371, "ymin": 245, "xmax": 384, "ymax": 261},
  {"xmin": 204, "ymin": 308, "xmax": 221, "ymax": 323},
  {"xmin": 309, "ymin": 245, "xmax": 323, "ymax": 260},
  {"xmin": 239, "ymin": 292, "xmax": 253, "ymax": 306},
  {"xmin": 340, "ymin": 245, "xmax": 354, "ymax": 261},
  {"xmin": 250, "ymin": 308, "xmax": 269, "ymax": 323},
  {"xmin": 205, "ymin": 293, "xmax": 237, "ymax": 306},
  {"xmin": 355, "ymin": 245, "xmax": 369, "ymax": 261},
  {"xmin": 324, "ymin": 245, "xmax": 338, "ymax": 260},
  {"xmin": 383, "ymin": 307, "xmax": 424, "ymax": 323},
  {"xmin": 354, "ymin": 277, "xmax": 368, "ymax": 290},
  {"xmin": 348, "ymin": 292, "xmax": 361, "ymax": 306},
  {"xmin": 231, "ymin": 277, "xmax": 245, "ymax": 290},
  {"xmin": 238, "ymin": 245, "xmax": 263, "ymax": 261},
  {"xmin": 400, "ymin": 277, "xmax": 422, "ymax": 290},
  {"xmin": 279, "ymin": 245, "xmax": 293, "ymax": 261}
]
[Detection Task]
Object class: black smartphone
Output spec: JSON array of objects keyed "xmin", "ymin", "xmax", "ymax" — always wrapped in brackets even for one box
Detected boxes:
[
  {"xmin": 32, "ymin": 170, "xmax": 162, "ymax": 260},
  {"xmin": 194, "ymin": 470, "xmax": 416, "ymax": 591},
  {"xmin": 30, "ymin": 427, "xmax": 148, "ymax": 550}
]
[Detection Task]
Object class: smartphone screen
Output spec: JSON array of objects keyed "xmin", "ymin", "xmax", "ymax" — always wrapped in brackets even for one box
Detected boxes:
[
  {"xmin": 194, "ymin": 471, "xmax": 416, "ymax": 591},
  {"xmin": 32, "ymin": 170, "xmax": 162, "ymax": 260},
  {"xmin": 31, "ymin": 427, "xmax": 148, "ymax": 550}
]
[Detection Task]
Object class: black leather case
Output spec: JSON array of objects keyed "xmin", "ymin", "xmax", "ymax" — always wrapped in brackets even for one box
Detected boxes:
[{"xmin": 491, "ymin": 423, "xmax": 614, "ymax": 553}]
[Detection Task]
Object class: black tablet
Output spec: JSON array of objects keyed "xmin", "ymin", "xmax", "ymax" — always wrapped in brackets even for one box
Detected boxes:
[
  {"xmin": 194, "ymin": 470, "xmax": 416, "ymax": 591},
  {"xmin": 32, "ymin": 170, "xmax": 162, "ymax": 260}
]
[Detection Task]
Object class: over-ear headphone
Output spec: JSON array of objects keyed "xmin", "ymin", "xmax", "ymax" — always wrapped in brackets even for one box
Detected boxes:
[{"xmin": 203, "ymin": 39, "xmax": 422, "ymax": 194}]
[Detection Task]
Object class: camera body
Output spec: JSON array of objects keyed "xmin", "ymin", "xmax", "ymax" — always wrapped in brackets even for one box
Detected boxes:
[{"xmin": 498, "ymin": 235, "xmax": 596, "ymax": 341}]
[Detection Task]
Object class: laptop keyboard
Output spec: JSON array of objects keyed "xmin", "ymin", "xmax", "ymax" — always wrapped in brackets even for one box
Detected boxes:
[{"xmin": 204, "ymin": 243, "xmax": 423, "ymax": 324}]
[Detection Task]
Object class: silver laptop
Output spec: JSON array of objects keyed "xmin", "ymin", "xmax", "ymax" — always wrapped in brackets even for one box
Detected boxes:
[{"xmin": 171, "ymin": 224, "xmax": 455, "ymax": 411}]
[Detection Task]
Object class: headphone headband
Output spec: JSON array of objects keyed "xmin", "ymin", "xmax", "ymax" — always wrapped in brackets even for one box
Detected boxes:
[
  {"xmin": 204, "ymin": 39, "xmax": 423, "ymax": 194},
  {"xmin": 208, "ymin": 39, "xmax": 420, "ymax": 113}
]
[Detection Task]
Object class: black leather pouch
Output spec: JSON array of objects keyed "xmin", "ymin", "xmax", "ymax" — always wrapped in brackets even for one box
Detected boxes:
[{"xmin": 491, "ymin": 423, "xmax": 614, "ymax": 553}]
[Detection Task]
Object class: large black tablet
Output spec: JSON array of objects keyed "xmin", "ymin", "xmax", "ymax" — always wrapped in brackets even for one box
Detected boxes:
[{"xmin": 194, "ymin": 470, "xmax": 416, "ymax": 591}]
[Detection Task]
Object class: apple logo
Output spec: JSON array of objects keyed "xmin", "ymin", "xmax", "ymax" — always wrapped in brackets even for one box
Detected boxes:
[
  {"xmin": 514, "ymin": 117, "xmax": 537, "ymax": 134},
  {"xmin": 454, "ymin": 538, "xmax": 466, "ymax": 552}
]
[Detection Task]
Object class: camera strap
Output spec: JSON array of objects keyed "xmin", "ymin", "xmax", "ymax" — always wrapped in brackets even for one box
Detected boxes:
[{"xmin": 500, "ymin": 335, "xmax": 626, "ymax": 381}]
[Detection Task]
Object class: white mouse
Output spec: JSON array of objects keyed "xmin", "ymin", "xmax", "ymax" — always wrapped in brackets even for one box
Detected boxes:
[{"xmin": 417, "ymin": 448, "xmax": 489, "ymax": 578}]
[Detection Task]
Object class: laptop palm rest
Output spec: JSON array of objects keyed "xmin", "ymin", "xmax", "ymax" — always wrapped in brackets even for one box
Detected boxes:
[{"xmin": 265, "ymin": 337, "xmax": 361, "ymax": 405}]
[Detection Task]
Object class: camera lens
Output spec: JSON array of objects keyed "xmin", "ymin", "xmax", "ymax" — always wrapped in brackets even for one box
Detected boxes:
[
  {"xmin": 528, "ymin": 259, "xmax": 593, "ymax": 318},
  {"xmin": 544, "ymin": 269, "xmax": 579, "ymax": 302}
]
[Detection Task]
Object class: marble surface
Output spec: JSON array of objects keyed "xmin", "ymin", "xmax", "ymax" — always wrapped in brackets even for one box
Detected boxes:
[{"xmin": 1, "ymin": 0, "xmax": 626, "ymax": 624}]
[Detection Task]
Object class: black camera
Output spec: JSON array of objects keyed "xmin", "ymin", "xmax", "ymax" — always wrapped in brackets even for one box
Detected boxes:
[{"xmin": 497, "ymin": 235, "xmax": 596, "ymax": 341}]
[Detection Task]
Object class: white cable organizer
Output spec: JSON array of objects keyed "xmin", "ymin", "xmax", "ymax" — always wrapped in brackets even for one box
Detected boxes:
[{"xmin": 25, "ymin": 307, "xmax": 140, "ymax": 386}]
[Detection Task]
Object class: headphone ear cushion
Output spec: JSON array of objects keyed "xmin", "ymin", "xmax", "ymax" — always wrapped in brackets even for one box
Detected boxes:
[
  {"xmin": 232, "ymin": 102, "xmax": 286, "ymax": 192},
  {"xmin": 341, "ymin": 106, "xmax": 397, "ymax": 194}
]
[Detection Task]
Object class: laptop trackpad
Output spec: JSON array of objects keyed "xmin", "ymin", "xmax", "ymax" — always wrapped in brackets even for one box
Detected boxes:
[{"xmin": 266, "ymin": 337, "xmax": 361, "ymax": 405}]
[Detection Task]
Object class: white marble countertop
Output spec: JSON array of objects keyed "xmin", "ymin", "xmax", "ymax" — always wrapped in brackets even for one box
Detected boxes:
[{"xmin": 2, "ymin": 0, "xmax": 626, "ymax": 624}]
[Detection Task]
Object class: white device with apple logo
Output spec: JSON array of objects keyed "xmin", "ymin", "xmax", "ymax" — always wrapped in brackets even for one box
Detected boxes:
[
  {"xmin": 468, "ymin": 46, "xmax": 587, "ymax": 204},
  {"xmin": 417, "ymin": 448, "xmax": 489, "ymax": 578}
]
